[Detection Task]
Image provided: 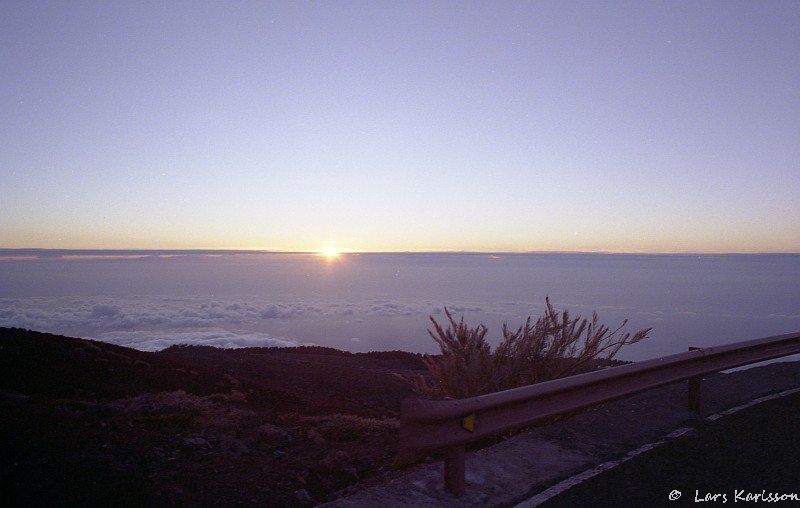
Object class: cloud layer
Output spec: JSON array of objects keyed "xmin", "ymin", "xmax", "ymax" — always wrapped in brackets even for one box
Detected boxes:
[
  {"xmin": 2, "ymin": 292, "xmax": 797, "ymax": 357},
  {"xmin": 98, "ymin": 328, "xmax": 297, "ymax": 352},
  {"xmin": 0, "ymin": 295, "xmax": 519, "ymax": 352},
  {"xmin": 0, "ymin": 296, "xmax": 505, "ymax": 331}
]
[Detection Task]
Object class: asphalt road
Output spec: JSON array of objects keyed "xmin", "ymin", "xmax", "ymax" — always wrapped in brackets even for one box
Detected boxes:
[{"xmin": 536, "ymin": 391, "xmax": 800, "ymax": 508}]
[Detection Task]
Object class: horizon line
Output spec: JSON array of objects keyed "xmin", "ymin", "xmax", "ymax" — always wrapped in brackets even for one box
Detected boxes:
[{"xmin": 1, "ymin": 247, "xmax": 798, "ymax": 257}]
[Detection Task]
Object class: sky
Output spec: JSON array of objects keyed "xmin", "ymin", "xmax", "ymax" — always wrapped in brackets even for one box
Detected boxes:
[{"xmin": 1, "ymin": 1, "xmax": 798, "ymax": 253}]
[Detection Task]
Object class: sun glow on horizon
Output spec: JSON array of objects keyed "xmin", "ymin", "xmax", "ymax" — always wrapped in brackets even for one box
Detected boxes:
[{"xmin": 317, "ymin": 246, "xmax": 342, "ymax": 261}]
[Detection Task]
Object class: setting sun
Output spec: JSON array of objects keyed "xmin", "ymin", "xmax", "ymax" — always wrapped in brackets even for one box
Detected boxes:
[{"xmin": 317, "ymin": 246, "xmax": 342, "ymax": 260}]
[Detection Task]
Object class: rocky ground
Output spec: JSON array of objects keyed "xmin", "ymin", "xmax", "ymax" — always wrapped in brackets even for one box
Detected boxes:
[{"xmin": 0, "ymin": 328, "xmax": 427, "ymax": 507}]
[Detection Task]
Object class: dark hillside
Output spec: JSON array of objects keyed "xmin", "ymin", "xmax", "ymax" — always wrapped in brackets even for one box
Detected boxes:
[
  {"xmin": 158, "ymin": 344, "xmax": 425, "ymax": 417},
  {"xmin": 0, "ymin": 327, "xmax": 240, "ymax": 401},
  {"xmin": 0, "ymin": 328, "xmax": 427, "ymax": 506}
]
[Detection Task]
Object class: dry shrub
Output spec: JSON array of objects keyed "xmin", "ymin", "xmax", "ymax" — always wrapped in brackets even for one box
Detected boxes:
[
  {"xmin": 256, "ymin": 423, "xmax": 290, "ymax": 447},
  {"xmin": 209, "ymin": 389, "xmax": 247, "ymax": 404},
  {"xmin": 414, "ymin": 297, "xmax": 651, "ymax": 399},
  {"xmin": 295, "ymin": 414, "xmax": 398, "ymax": 442},
  {"xmin": 111, "ymin": 390, "xmax": 256, "ymax": 438},
  {"xmin": 113, "ymin": 390, "xmax": 212, "ymax": 415},
  {"xmin": 111, "ymin": 391, "xmax": 211, "ymax": 433}
]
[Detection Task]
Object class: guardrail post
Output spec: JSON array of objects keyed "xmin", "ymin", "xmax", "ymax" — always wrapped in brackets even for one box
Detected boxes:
[
  {"xmin": 688, "ymin": 347, "xmax": 702, "ymax": 414},
  {"xmin": 444, "ymin": 444, "xmax": 466, "ymax": 496}
]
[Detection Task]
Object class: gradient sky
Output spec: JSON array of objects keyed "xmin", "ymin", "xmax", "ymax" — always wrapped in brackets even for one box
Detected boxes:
[{"xmin": 2, "ymin": 1, "xmax": 798, "ymax": 253}]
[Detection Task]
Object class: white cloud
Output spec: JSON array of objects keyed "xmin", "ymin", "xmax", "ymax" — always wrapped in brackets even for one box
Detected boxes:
[
  {"xmin": 259, "ymin": 303, "xmax": 322, "ymax": 319},
  {"xmin": 768, "ymin": 313, "xmax": 800, "ymax": 319},
  {"xmin": 97, "ymin": 328, "xmax": 297, "ymax": 351},
  {"xmin": 90, "ymin": 304, "xmax": 123, "ymax": 319},
  {"xmin": 0, "ymin": 295, "xmax": 524, "ymax": 351}
]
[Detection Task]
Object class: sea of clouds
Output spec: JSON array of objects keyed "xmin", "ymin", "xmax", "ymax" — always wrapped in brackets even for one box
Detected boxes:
[
  {"xmin": 0, "ymin": 294, "xmax": 526, "ymax": 352},
  {"xmin": 2, "ymin": 292, "xmax": 798, "ymax": 357},
  {"xmin": 1, "ymin": 252, "xmax": 798, "ymax": 358}
]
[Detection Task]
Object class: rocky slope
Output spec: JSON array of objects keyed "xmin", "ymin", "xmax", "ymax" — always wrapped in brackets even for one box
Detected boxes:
[{"xmin": 0, "ymin": 328, "xmax": 426, "ymax": 506}]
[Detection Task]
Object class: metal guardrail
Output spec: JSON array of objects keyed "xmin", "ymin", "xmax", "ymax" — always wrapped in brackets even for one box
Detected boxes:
[{"xmin": 399, "ymin": 331, "xmax": 800, "ymax": 495}]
